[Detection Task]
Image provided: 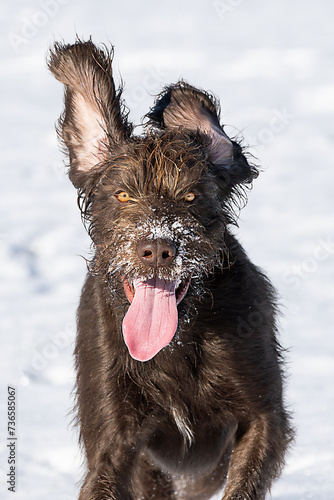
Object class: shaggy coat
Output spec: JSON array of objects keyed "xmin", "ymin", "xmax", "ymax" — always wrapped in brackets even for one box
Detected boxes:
[{"xmin": 48, "ymin": 40, "xmax": 293, "ymax": 500}]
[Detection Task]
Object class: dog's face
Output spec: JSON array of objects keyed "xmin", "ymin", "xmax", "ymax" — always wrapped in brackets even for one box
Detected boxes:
[
  {"xmin": 49, "ymin": 40, "xmax": 257, "ymax": 361},
  {"xmin": 89, "ymin": 133, "xmax": 224, "ymax": 290}
]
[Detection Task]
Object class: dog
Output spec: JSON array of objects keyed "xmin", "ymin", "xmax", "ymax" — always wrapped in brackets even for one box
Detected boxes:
[{"xmin": 48, "ymin": 39, "xmax": 293, "ymax": 500}]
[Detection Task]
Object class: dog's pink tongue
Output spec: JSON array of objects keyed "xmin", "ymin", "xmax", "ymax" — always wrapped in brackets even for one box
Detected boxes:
[{"xmin": 122, "ymin": 278, "xmax": 178, "ymax": 362}]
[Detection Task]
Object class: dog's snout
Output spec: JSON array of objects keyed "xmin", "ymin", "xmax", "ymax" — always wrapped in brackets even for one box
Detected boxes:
[{"xmin": 137, "ymin": 239, "xmax": 176, "ymax": 268}]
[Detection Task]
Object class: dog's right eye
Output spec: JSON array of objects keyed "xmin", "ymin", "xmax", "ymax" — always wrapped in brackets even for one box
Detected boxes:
[
  {"xmin": 116, "ymin": 191, "xmax": 130, "ymax": 202},
  {"xmin": 184, "ymin": 192, "xmax": 195, "ymax": 202}
]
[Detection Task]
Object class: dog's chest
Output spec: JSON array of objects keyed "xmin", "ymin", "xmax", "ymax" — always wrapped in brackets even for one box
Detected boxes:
[
  {"xmin": 146, "ymin": 404, "xmax": 229, "ymax": 475},
  {"xmin": 145, "ymin": 377, "xmax": 230, "ymax": 475}
]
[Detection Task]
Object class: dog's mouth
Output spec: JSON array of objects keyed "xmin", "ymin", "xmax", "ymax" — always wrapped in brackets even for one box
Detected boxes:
[
  {"xmin": 123, "ymin": 277, "xmax": 190, "ymax": 305},
  {"xmin": 121, "ymin": 276, "xmax": 191, "ymax": 362}
]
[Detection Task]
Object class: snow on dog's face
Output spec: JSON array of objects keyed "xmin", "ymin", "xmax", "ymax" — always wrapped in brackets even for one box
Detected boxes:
[{"xmin": 48, "ymin": 40, "xmax": 257, "ymax": 361}]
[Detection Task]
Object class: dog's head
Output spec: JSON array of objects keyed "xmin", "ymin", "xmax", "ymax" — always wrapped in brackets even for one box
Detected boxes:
[{"xmin": 48, "ymin": 40, "xmax": 258, "ymax": 361}]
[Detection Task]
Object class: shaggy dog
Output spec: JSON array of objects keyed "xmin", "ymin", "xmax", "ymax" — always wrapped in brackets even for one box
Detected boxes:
[{"xmin": 48, "ymin": 40, "xmax": 293, "ymax": 500}]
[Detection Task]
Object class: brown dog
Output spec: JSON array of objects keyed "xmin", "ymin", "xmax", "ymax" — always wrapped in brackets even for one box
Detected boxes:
[{"xmin": 48, "ymin": 39, "xmax": 293, "ymax": 500}]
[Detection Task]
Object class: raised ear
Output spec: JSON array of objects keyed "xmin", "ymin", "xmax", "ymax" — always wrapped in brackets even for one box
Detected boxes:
[
  {"xmin": 147, "ymin": 82, "xmax": 233, "ymax": 167},
  {"xmin": 48, "ymin": 39, "xmax": 132, "ymax": 189}
]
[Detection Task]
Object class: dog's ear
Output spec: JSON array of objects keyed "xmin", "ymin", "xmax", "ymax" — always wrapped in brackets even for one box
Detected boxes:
[
  {"xmin": 147, "ymin": 82, "xmax": 233, "ymax": 167},
  {"xmin": 48, "ymin": 40, "xmax": 131, "ymax": 189}
]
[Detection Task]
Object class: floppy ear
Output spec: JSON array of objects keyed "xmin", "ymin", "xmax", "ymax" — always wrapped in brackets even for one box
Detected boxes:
[
  {"xmin": 147, "ymin": 82, "xmax": 233, "ymax": 167},
  {"xmin": 48, "ymin": 39, "xmax": 132, "ymax": 189}
]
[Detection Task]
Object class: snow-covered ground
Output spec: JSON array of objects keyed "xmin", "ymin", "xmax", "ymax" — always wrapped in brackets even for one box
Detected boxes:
[{"xmin": 1, "ymin": 0, "xmax": 333, "ymax": 498}]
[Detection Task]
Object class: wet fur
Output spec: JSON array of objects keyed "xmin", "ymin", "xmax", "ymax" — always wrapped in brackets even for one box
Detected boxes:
[{"xmin": 48, "ymin": 39, "xmax": 293, "ymax": 500}]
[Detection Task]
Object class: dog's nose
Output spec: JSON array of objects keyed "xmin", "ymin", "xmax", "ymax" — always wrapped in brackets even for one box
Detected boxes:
[{"xmin": 137, "ymin": 239, "xmax": 176, "ymax": 268}]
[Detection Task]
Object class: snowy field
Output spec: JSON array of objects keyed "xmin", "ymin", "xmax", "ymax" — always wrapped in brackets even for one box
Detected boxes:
[{"xmin": 1, "ymin": 0, "xmax": 333, "ymax": 498}]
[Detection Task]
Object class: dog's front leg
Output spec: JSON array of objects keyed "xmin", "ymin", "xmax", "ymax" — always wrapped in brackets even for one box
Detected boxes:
[
  {"xmin": 78, "ymin": 441, "xmax": 138, "ymax": 500},
  {"xmin": 221, "ymin": 413, "xmax": 288, "ymax": 500}
]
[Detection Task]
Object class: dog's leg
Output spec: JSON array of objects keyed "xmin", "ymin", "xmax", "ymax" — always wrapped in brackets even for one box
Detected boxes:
[
  {"xmin": 78, "ymin": 444, "xmax": 138, "ymax": 500},
  {"xmin": 78, "ymin": 449, "xmax": 175, "ymax": 500},
  {"xmin": 221, "ymin": 413, "xmax": 289, "ymax": 500},
  {"xmin": 133, "ymin": 454, "xmax": 175, "ymax": 500}
]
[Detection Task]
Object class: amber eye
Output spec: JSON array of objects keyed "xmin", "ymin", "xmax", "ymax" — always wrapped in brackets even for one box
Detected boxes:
[
  {"xmin": 117, "ymin": 191, "xmax": 130, "ymax": 202},
  {"xmin": 184, "ymin": 192, "xmax": 195, "ymax": 202}
]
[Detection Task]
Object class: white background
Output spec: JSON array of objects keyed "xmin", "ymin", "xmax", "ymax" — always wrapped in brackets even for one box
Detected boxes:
[{"xmin": 0, "ymin": 0, "xmax": 333, "ymax": 498}]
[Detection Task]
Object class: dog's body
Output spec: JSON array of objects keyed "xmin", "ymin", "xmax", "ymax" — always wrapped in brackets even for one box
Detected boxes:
[{"xmin": 49, "ymin": 40, "xmax": 293, "ymax": 500}]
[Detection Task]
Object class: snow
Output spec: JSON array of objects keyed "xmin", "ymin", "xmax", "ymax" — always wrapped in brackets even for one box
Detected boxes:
[{"xmin": 1, "ymin": 0, "xmax": 333, "ymax": 498}]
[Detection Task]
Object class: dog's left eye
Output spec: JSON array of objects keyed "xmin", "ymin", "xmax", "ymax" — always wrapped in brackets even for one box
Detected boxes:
[
  {"xmin": 116, "ymin": 191, "xmax": 130, "ymax": 202},
  {"xmin": 184, "ymin": 192, "xmax": 195, "ymax": 202}
]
